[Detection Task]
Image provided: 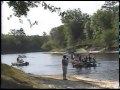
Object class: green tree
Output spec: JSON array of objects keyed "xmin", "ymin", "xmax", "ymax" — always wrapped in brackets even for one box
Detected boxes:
[
  {"xmin": 50, "ymin": 25, "xmax": 67, "ymax": 48},
  {"xmin": 61, "ymin": 8, "xmax": 89, "ymax": 45},
  {"xmin": 84, "ymin": 18, "xmax": 93, "ymax": 39},
  {"xmin": 102, "ymin": 1, "xmax": 119, "ymax": 29},
  {"xmin": 41, "ymin": 40, "xmax": 56, "ymax": 51},
  {"xmin": 90, "ymin": 1, "xmax": 119, "ymax": 47},
  {"xmin": 42, "ymin": 32, "xmax": 49, "ymax": 42},
  {"xmin": 9, "ymin": 28, "xmax": 26, "ymax": 36},
  {"xmin": 1, "ymin": 34, "xmax": 47, "ymax": 53},
  {"xmin": 102, "ymin": 29, "xmax": 118, "ymax": 48},
  {"xmin": 2, "ymin": 34, "xmax": 17, "ymax": 53},
  {"xmin": 2, "ymin": 1, "xmax": 65, "ymax": 17},
  {"xmin": 90, "ymin": 9, "xmax": 113, "ymax": 39},
  {"xmin": 102, "ymin": 1, "xmax": 119, "ymax": 11}
]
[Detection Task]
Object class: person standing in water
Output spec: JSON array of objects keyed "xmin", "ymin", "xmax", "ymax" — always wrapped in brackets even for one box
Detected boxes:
[{"xmin": 62, "ymin": 55, "xmax": 69, "ymax": 80}]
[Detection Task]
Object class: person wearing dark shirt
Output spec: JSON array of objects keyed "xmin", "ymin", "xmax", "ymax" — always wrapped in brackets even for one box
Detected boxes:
[{"xmin": 62, "ymin": 55, "xmax": 69, "ymax": 80}]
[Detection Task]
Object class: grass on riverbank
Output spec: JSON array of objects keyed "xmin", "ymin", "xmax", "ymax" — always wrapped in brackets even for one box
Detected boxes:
[{"xmin": 1, "ymin": 64, "xmax": 51, "ymax": 89}]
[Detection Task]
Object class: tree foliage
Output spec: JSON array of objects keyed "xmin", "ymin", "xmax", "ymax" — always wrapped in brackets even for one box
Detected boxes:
[
  {"xmin": 61, "ymin": 9, "xmax": 89, "ymax": 44},
  {"xmin": 47, "ymin": 1, "xmax": 119, "ymax": 49},
  {"xmin": 1, "ymin": 33, "xmax": 47, "ymax": 53},
  {"xmin": 2, "ymin": 1, "xmax": 119, "ymax": 53},
  {"xmin": 102, "ymin": 29, "xmax": 118, "ymax": 48},
  {"xmin": 50, "ymin": 25, "xmax": 67, "ymax": 48},
  {"xmin": 2, "ymin": 1, "xmax": 65, "ymax": 17},
  {"xmin": 8, "ymin": 28, "xmax": 26, "ymax": 36}
]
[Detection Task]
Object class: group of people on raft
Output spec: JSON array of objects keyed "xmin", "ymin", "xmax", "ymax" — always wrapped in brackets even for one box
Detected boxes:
[
  {"xmin": 11, "ymin": 55, "xmax": 29, "ymax": 66},
  {"xmin": 16, "ymin": 56, "xmax": 29, "ymax": 66},
  {"xmin": 17, "ymin": 56, "xmax": 24, "ymax": 64},
  {"xmin": 71, "ymin": 54, "xmax": 97, "ymax": 68}
]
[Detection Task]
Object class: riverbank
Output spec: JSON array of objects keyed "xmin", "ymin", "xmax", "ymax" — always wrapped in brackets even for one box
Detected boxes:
[
  {"xmin": 1, "ymin": 64, "xmax": 119, "ymax": 89},
  {"xmin": 1, "ymin": 50, "xmax": 44, "ymax": 55},
  {"xmin": 31, "ymin": 74, "xmax": 119, "ymax": 89},
  {"xmin": 2, "ymin": 47, "xmax": 118, "ymax": 55},
  {"xmin": 44, "ymin": 50, "xmax": 119, "ymax": 54}
]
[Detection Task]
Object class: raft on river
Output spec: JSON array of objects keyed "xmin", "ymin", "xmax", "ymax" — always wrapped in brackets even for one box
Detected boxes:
[
  {"xmin": 11, "ymin": 62, "xmax": 29, "ymax": 66},
  {"xmin": 71, "ymin": 59, "xmax": 100, "ymax": 68}
]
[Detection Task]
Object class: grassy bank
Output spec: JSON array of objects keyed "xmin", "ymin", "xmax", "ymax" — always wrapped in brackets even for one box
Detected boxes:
[
  {"xmin": 1, "ymin": 63, "xmax": 119, "ymax": 89},
  {"xmin": 1, "ymin": 64, "xmax": 51, "ymax": 89}
]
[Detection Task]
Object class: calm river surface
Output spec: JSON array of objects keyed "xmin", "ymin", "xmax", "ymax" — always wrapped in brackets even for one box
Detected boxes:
[{"xmin": 1, "ymin": 52, "xmax": 119, "ymax": 82}]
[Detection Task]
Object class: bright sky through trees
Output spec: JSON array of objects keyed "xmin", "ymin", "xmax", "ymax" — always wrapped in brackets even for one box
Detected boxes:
[{"xmin": 2, "ymin": 1, "xmax": 105, "ymax": 36}]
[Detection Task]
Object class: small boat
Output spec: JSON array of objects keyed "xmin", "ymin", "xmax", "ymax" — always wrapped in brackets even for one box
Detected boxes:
[
  {"xmin": 71, "ymin": 60, "xmax": 97, "ymax": 68},
  {"xmin": 12, "ymin": 62, "xmax": 29, "ymax": 66},
  {"xmin": 72, "ymin": 63, "xmax": 97, "ymax": 68}
]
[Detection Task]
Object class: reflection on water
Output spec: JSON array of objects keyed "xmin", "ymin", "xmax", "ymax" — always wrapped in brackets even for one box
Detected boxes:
[{"xmin": 1, "ymin": 52, "xmax": 119, "ymax": 82}]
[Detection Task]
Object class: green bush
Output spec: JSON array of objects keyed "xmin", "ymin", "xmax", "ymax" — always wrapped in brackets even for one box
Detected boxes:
[
  {"xmin": 92, "ymin": 33, "xmax": 105, "ymax": 47},
  {"xmin": 102, "ymin": 29, "xmax": 117, "ymax": 48},
  {"xmin": 41, "ymin": 40, "xmax": 57, "ymax": 51}
]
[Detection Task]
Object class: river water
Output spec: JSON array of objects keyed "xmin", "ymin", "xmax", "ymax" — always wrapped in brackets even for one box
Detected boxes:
[{"xmin": 1, "ymin": 52, "xmax": 119, "ymax": 82}]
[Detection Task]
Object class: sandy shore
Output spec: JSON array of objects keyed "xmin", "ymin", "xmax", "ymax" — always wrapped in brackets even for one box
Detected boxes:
[{"xmin": 29, "ymin": 74, "xmax": 119, "ymax": 89}]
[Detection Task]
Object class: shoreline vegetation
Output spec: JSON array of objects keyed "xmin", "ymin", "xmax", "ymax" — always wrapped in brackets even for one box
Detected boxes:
[
  {"xmin": 1, "ymin": 64, "xmax": 119, "ymax": 89},
  {"xmin": 44, "ymin": 50, "xmax": 119, "ymax": 54},
  {"xmin": 44, "ymin": 47, "xmax": 119, "ymax": 54},
  {"xmin": 2, "ymin": 50, "xmax": 118, "ymax": 55},
  {"xmin": 1, "ymin": 47, "xmax": 118, "ymax": 55}
]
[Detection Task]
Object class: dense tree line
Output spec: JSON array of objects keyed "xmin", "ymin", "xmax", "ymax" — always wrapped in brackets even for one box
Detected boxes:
[
  {"xmin": 42, "ymin": 1, "xmax": 119, "ymax": 50},
  {"xmin": 2, "ymin": 1, "xmax": 119, "ymax": 53},
  {"xmin": 1, "ymin": 28, "xmax": 49, "ymax": 54}
]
